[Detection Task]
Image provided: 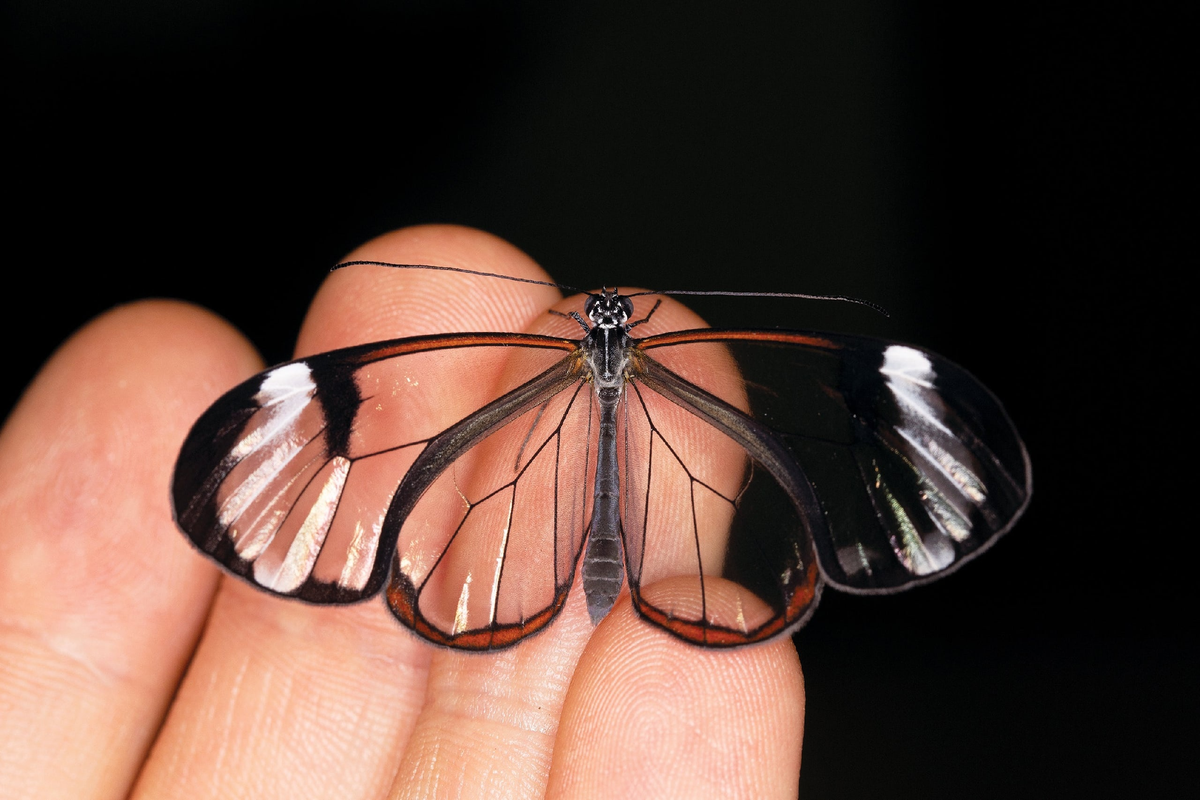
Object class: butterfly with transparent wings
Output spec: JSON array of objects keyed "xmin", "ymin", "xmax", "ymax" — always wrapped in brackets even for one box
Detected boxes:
[{"xmin": 171, "ymin": 262, "xmax": 1031, "ymax": 650}]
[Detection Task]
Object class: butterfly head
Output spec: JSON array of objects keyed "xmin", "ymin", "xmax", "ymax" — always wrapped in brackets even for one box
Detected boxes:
[{"xmin": 585, "ymin": 288, "xmax": 634, "ymax": 330}]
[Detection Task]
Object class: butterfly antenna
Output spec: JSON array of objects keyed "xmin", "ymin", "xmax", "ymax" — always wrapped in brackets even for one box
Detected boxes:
[
  {"xmin": 332, "ymin": 260, "xmax": 581, "ymax": 293},
  {"xmin": 625, "ymin": 288, "xmax": 890, "ymax": 318}
]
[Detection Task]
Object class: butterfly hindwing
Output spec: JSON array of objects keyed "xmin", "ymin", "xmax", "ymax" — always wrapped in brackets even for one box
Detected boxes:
[
  {"xmin": 617, "ymin": 357, "xmax": 825, "ymax": 646},
  {"xmin": 381, "ymin": 352, "xmax": 596, "ymax": 649}
]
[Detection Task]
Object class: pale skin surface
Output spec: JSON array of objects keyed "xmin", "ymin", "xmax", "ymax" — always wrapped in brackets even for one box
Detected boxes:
[{"xmin": 0, "ymin": 225, "xmax": 805, "ymax": 800}]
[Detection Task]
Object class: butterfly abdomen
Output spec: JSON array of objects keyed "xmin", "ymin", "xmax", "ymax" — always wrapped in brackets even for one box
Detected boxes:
[{"xmin": 582, "ymin": 387, "xmax": 624, "ymax": 624}]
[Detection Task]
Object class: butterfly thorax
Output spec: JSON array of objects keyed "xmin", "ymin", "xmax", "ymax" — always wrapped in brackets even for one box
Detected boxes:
[{"xmin": 582, "ymin": 289, "xmax": 634, "ymax": 392}]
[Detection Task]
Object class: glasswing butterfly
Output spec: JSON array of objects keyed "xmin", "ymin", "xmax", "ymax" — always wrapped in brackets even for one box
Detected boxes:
[{"xmin": 171, "ymin": 262, "xmax": 1031, "ymax": 650}]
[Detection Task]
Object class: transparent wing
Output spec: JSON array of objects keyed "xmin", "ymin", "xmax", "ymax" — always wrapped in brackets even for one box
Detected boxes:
[
  {"xmin": 384, "ymin": 360, "xmax": 599, "ymax": 649},
  {"xmin": 171, "ymin": 332, "xmax": 578, "ymax": 605},
  {"xmin": 637, "ymin": 329, "xmax": 1031, "ymax": 600},
  {"xmin": 617, "ymin": 353, "xmax": 824, "ymax": 646}
]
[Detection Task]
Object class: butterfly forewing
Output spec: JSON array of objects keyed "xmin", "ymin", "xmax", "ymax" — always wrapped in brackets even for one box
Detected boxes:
[
  {"xmin": 171, "ymin": 333, "xmax": 577, "ymax": 606},
  {"xmin": 638, "ymin": 330, "xmax": 1031, "ymax": 595}
]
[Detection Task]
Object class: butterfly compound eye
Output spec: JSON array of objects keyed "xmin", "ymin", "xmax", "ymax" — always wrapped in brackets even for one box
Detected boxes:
[{"xmin": 618, "ymin": 295, "xmax": 633, "ymax": 321}]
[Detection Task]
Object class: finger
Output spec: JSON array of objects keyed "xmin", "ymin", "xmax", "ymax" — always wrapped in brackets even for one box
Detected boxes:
[
  {"xmin": 544, "ymin": 292, "xmax": 807, "ymax": 797},
  {"xmin": 135, "ymin": 225, "xmax": 563, "ymax": 799},
  {"xmin": 385, "ymin": 288, "xmax": 785, "ymax": 799},
  {"xmin": 0, "ymin": 301, "xmax": 260, "ymax": 800},
  {"xmin": 547, "ymin": 605, "xmax": 805, "ymax": 799},
  {"xmin": 386, "ymin": 595, "xmax": 597, "ymax": 799},
  {"xmin": 381, "ymin": 294, "xmax": 605, "ymax": 798}
]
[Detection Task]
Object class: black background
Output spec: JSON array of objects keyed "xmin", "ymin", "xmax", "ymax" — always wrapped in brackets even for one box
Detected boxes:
[{"xmin": 4, "ymin": 2, "xmax": 1186, "ymax": 797}]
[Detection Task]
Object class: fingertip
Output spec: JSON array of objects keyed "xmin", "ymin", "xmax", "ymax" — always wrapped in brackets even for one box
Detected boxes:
[
  {"xmin": 549, "ymin": 602, "xmax": 804, "ymax": 798},
  {"xmin": 300, "ymin": 224, "xmax": 562, "ymax": 356},
  {"xmin": 2, "ymin": 297, "xmax": 264, "ymax": 609},
  {"xmin": 4, "ymin": 298, "xmax": 262, "ymax": 485}
]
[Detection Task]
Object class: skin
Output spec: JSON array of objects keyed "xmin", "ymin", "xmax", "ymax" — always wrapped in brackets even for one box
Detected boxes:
[{"xmin": 0, "ymin": 225, "xmax": 804, "ymax": 800}]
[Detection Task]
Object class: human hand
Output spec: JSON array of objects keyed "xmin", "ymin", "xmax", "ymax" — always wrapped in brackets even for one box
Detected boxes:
[{"xmin": 0, "ymin": 226, "xmax": 804, "ymax": 799}]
